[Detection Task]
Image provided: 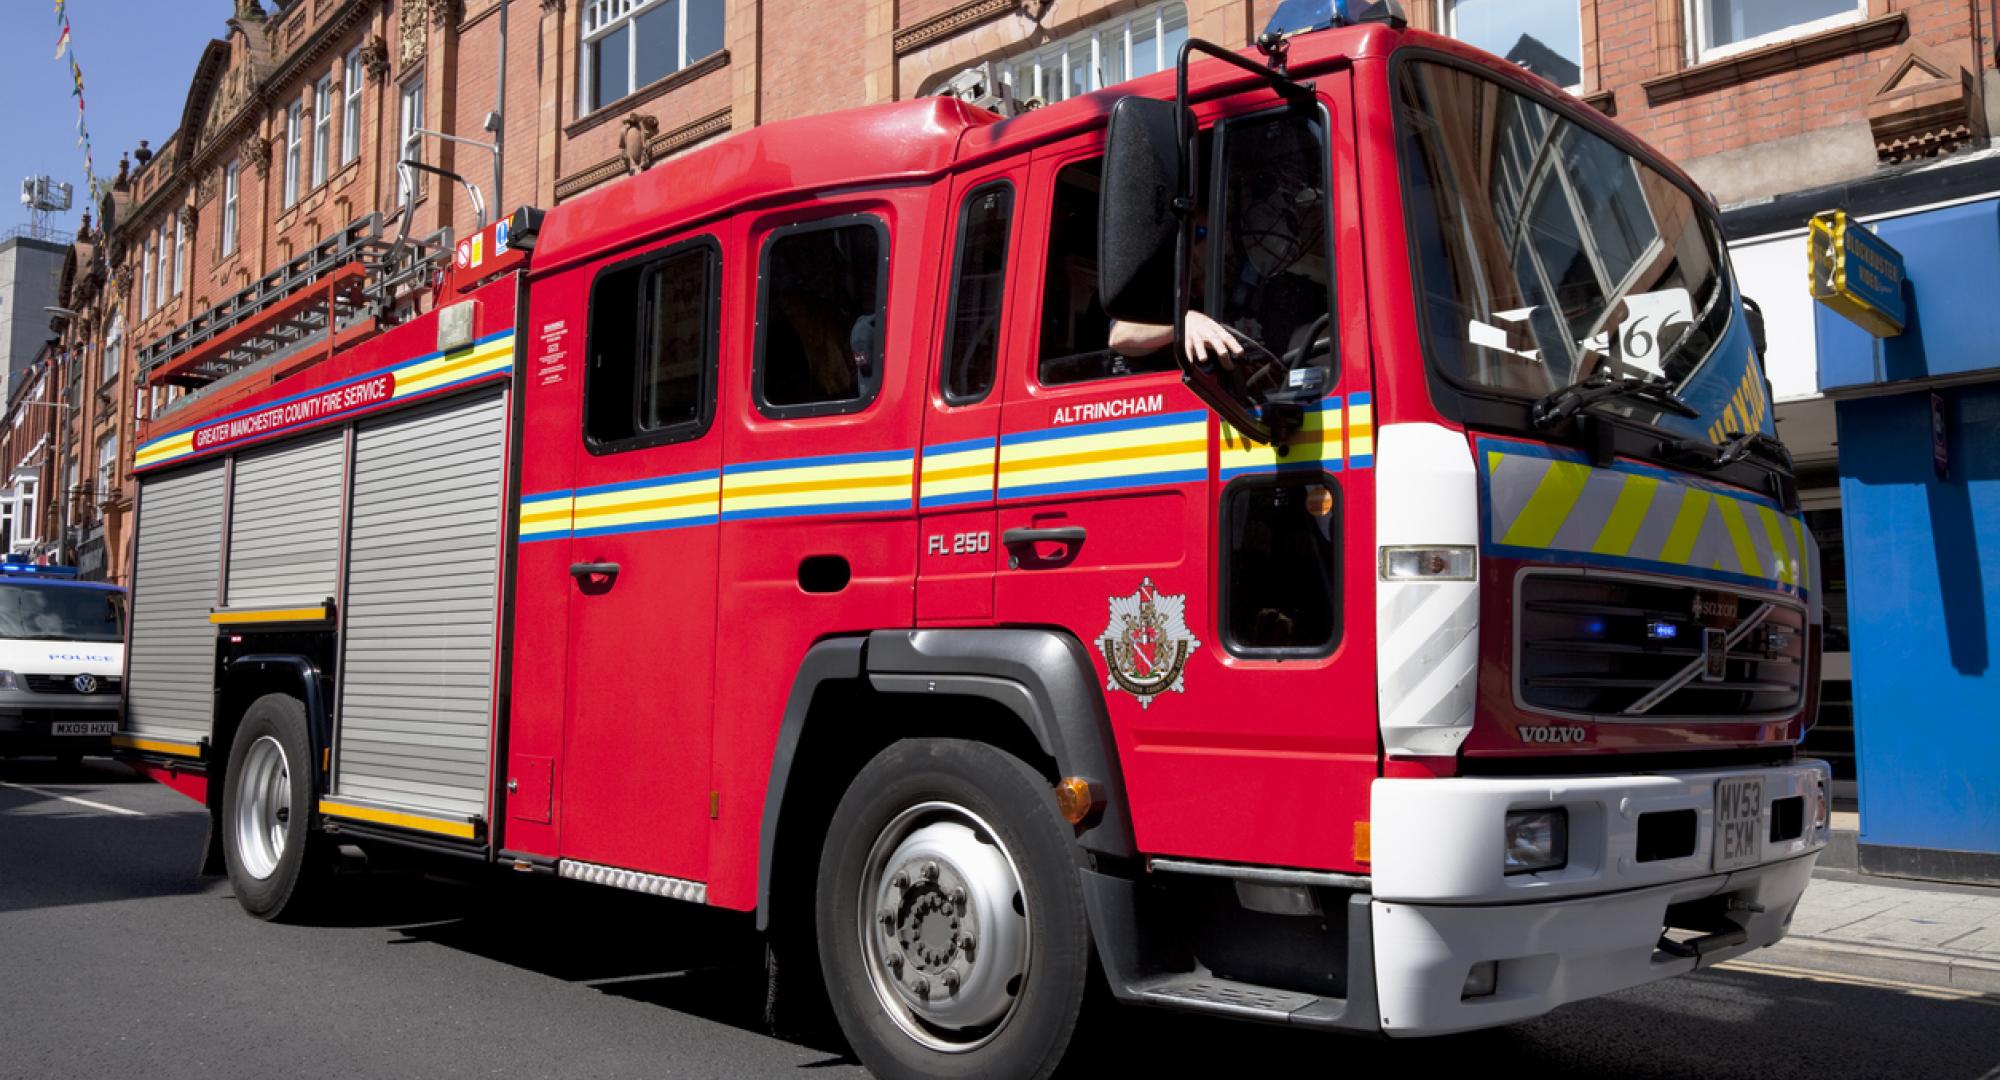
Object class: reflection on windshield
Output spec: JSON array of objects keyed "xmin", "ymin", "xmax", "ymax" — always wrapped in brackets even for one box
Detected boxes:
[
  {"xmin": 1398, "ymin": 60, "xmax": 1730, "ymax": 410},
  {"xmin": 0, "ymin": 584, "xmax": 124, "ymax": 643}
]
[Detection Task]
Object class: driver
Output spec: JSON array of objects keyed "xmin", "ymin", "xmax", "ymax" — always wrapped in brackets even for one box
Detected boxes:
[{"xmin": 1106, "ymin": 221, "xmax": 1245, "ymax": 366}]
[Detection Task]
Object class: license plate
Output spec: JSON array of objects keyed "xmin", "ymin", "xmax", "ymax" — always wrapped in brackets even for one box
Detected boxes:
[
  {"xmin": 50, "ymin": 722, "xmax": 114, "ymax": 736},
  {"xmin": 1713, "ymin": 777, "xmax": 1764, "ymax": 871}
]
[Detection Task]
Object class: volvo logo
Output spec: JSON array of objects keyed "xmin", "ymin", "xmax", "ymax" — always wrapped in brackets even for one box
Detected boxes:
[
  {"xmin": 1518, "ymin": 724, "xmax": 1589, "ymax": 745},
  {"xmin": 72, "ymin": 674, "xmax": 99, "ymax": 694}
]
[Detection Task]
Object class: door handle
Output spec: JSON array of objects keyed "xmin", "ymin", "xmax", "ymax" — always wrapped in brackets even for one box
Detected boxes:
[
  {"xmin": 569, "ymin": 561, "xmax": 621, "ymax": 580},
  {"xmin": 1002, "ymin": 526, "xmax": 1086, "ymax": 546}
]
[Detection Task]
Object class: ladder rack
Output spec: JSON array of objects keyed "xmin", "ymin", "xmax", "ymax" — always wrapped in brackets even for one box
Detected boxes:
[{"xmin": 137, "ymin": 214, "xmax": 451, "ymax": 392}]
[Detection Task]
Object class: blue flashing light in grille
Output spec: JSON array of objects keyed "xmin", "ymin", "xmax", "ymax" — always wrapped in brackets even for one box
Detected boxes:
[
  {"xmin": 1647, "ymin": 620, "xmax": 1680, "ymax": 641},
  {"xmin": 1583, "ymin": 618, "xmax": 1607, "ymax": 638}
]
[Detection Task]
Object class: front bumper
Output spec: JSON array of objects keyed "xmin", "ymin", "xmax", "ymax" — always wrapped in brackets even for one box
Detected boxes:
[
  {"xmin": 0, "ymin": 692, "xmax": 121, "ymax": 753},
  {"xmin": 1367, "ymin": 760, "xmax": 1831, "ymax": 1035}
]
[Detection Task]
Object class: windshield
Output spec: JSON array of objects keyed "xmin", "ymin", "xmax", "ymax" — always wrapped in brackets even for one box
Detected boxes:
[
  {"xmin": 0, "ymin": 584, "xmax": 125, "ymax": 643},
  {"xmin": 1396, "ymin": 59, "xmax": 1770, "ymax": 444}
]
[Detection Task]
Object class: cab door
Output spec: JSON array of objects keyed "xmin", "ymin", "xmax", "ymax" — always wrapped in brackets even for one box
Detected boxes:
[
  {"xmin": 916, "ymin": 164, "xmax": 1024, "ymax": 623},
  {"xmin": 557, "ymin": 234, "xmax": 725, "ymax": 883},
  {"xmin": 998, "ymin": 80, "xmax": 1379, "ymax": 873}
]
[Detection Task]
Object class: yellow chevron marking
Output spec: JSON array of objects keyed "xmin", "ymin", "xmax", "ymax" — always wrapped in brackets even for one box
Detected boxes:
[
  {"xmin": 1591, "ymin": 473, "xmax": 1659, "ymax": 556},
  {"xmin": 1661, "ymin": 489, "xmax": 1712, "ymax": 565},
  {"xmin": 1500, "ymin": 460, "xmax": 1592, "ymax": 549},
  {"xmin": 1793, "ymin": 515, "xmax": 1812, "ymax": 585},
  {"xmin": 318, "ymin": 799, "xmax": 478, "ymax": 840},
  {"xmin": 1716, "ymin": 497, "xmax": 1763, "ymax": 577},
  {"xmin": 1757, "ymin": 504, "xmax": 1795, "ymax": 586},
  {"xmin": 1487, "ymin": 450, "xmax": 1505, "ymax": 475}
]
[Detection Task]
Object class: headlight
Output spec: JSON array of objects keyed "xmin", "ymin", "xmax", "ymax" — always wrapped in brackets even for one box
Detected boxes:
[
  {"xmin": 1504, "ymin": 809, "xmax": 1568, "ymax": 875},
  {"xmin": 0, "ymin": 671, "xmax": 17, "ymax": 690}
]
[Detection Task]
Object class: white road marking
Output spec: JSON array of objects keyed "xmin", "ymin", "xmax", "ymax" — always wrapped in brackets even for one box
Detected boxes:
[{"xmin": 0, "ymin": 781, "xmax": 144, "ymax": 816}]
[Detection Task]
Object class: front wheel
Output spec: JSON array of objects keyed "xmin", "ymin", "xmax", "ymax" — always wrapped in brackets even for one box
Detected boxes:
[
  {"xmin": 816, "ymin": 739, "xmax": 1089, "ymax": 1080},
  {"xmin": 221, "ymin": 693, "xmax": 325, "ymax": 920}
]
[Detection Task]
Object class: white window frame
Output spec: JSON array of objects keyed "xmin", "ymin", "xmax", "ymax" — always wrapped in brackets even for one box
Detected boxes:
[
  {"xmin": 94, "ymin": 434, "xmax": 116, "ymax": 509},
  {"xmin": 578, "ymin": 0, "xmax": 727, "ymax": 115},
  {"xmin": 155, "ymin": 221, "xmax": 171, "ymax": 310},
  {"xmin": 1437, "ymin": 0, "xmax": 1585, "ymax": 91},
  {"xmin": 173, "ymin": 212, "xmax": 185, "ymax": 296},
  {"xmin": 398, "ymin": 77, "xmax": 426, "ymax": 203},
  {"xmin": 102, "ymin": 313, "xmax": 122, "ymax": 384},
  {"xmin": 284, "ymin": 101, "xmax": 303, "ymax": 207},
  {"xmin": 1689, "ymin": 0, "xmax": 1867, "ymax": 64},
  {"xmin": 1002, "ymin": 1, "xmax": 1188, "ymax": 104},
  {"xmin": 222, "ymin": 159, "xmax": 241, "ymax": 257},
  {"xmin": 16, "ymin": 478, "xmax": 35, "ymax": 544},
  {"xmin": 343, "ymin": 47, "xmax": 364, "ymax": 165},
  {"xmin": 313, "ymin": 75, "xmax": 333, "ymax": 186},
  {"xmin": 139, "ymin": 236, "xmax": 153, "ymax": 317}
]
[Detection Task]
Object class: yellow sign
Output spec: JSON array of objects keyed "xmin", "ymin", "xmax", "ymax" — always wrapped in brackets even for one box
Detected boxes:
[{"xmin": 1808, "ymin": 210, "xmax": 1906, "ymax": 338}]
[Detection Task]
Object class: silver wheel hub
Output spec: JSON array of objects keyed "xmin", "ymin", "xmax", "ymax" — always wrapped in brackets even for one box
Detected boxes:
[
  {"xmin": 234, "ymin": 735, "xmax": 291, "ymax": 881},
  {"xmin": 859, "ymin": 802, "xmax": 1030, "ymax": 1052}
]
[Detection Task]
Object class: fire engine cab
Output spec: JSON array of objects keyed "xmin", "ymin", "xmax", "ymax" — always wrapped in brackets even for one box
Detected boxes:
[{"xmin": 116, "ymin": 4, "xmax": 1829, "ymax": 1076}]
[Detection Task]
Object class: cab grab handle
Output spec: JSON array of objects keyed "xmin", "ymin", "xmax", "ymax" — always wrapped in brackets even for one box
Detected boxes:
[
  {"xmin": 569, "ymin": 562, "xmax": 621, "ymax": 579},
  {"xmin": 1002, "ymin": 526, "xmax": 1086, "ymax": 546}
]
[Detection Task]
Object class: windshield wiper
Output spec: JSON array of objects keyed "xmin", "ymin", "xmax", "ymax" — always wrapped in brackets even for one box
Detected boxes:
[
  {"xmin": 1657, "ymin": 430, "xmax": 1793, "ymax": 472},
  {"xmin": 1531, "ymin": 372, "xmax": 1699, "ymax": 430}
]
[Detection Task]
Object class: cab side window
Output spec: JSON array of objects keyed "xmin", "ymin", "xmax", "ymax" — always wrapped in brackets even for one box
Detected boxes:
[
  {"xmin": 1037, "ymin": 159, "xmax": 1176, "ymax": 386},
  {"xmin": 585, "ymin": 238, "xmax": 719, "ymax": 450},
  {"xmin": 756, "ymin": 215, "xmax": 889, "ymax": 418},
  {"xmin": 941, "ymin": 183, "xmax": 1013, "ymax": 404}
]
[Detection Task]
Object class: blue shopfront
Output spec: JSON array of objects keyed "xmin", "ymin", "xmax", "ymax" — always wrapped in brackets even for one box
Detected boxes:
[{"xmin": 1804, "ymin": 175, "xmax": 2000, "ymax": 884}]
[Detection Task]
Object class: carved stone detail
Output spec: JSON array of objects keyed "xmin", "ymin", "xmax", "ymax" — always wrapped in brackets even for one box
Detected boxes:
[
  {"xmin": 1868, "ymin": 40, "xmax": 1988, "ymax": 164},
  {"xmin": 359, "ymin": 34, "xmax": 391, "ymax": 81},
  {"xmin": 249, "ymin": 135, "xmax": 275, "ymax": 179},
  {"xmin": 432, "ymin": 0, "xmax": 465, "ymax": 30},
  {"xmin": 541, "ymin": 0, "xmax": 565, "ymax": 12},
  {"xmin": 196, "ymin": 169, "xmax": 217, "ymax": 207},
  {"xmin": 399, "ymin": 0, "xmax": 429, "ymax": 67},
  {"xmin": 621, "ymin": 113, "xmax": 661, "ymax": 174},
  {"xmin": 895, "ymin": 0, "xmax": 1019, "ymax": 56}
]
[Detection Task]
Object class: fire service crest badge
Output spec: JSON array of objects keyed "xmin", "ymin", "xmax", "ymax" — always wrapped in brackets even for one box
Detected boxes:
[{"xmin": 1098, "ymin": 578, "xmax": 1199, "ymax": 708}]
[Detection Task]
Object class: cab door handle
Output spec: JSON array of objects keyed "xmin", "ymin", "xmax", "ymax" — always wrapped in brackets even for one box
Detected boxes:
[
  {"xmin": 1002, "ymin": 526, "xmax": 1086, "ymax": 546},
  {"xmin": 569, "ymin": 562, "xmax": 621, "ymax": 580}
]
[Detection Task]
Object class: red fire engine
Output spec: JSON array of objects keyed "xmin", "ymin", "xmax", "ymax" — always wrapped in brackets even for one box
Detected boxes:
[{"xmin": 115, "ymin": 6, "xmax": 1829, "ymax": 1076}]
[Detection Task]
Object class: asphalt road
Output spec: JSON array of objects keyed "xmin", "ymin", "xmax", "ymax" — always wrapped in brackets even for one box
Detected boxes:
[{"xmin": 4, "ymin": 758, "xmax": 1999, "ymax": 1080}]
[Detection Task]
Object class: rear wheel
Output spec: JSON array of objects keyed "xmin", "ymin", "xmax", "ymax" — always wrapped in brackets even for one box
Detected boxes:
[
  {"xmin": 816, "ymin": 739, "xmax": 1088, "ymax": 1080},
  {"xmin": 221, "ymin": 693, "xmax": 325, "ymax": 920}
]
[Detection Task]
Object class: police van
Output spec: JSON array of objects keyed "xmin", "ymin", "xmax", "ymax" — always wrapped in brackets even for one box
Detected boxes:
[{"xmin": 0, "ymin": 564, "xmax": 125, "ymax": 765}]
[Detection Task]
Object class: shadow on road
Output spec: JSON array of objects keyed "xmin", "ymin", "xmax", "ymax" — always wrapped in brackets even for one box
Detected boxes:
[{"xmin": 300, "ymin": 866, "xmax": 2000, "ymax": 1079}]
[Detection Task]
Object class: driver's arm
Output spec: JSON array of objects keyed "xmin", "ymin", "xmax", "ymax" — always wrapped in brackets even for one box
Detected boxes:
[{"xmin": 1110, "ymin": 311, "xmax": 1244, "ymax": 364}]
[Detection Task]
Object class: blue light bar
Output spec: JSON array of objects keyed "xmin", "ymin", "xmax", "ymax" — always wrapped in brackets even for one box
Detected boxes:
[
  {"xmin": 0, "ymin": 563, "xmax": 80, "ymax": 578},
  {"xmin": 1647, "ymin": 620, "xmax": 1680, "ymax": 641}
]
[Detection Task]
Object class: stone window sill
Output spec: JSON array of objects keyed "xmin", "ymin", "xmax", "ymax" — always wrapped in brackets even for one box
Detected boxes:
[{"xmin": 1641, "ymin": 12, "xmax": 1906, "ymax": 106}]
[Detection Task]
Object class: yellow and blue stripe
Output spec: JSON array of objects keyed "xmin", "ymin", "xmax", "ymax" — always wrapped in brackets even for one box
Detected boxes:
[
  {"xmin": 1346, "ymin": 392, "xmax": 1374, "ymax": 467},
  {"xmin": 919, "ymin": 438, "xmax": 998, "ymax": 509},
  {"xmin": 1221, "ymin": 397, "xmax": 1344, "ymax": 479},
  {"xmin": 133, "ymin": 329, "xmax": 517, "ymax": 471},
  {"xmin": 997, "ymin": 410, "xmax": 1207, "ymax": 501},
  {"xmin": 721, "ymin": 448, "xmax": 916, "ymax": 522},
  {"xmin": 528, "ymin": 469, "xmax": 726, "ymax": 539}
]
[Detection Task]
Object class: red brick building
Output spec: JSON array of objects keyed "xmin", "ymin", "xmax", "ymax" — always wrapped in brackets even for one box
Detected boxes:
[{"xmin": 15, "ymin": 0, "xmax": 1995, "ymax": 590}]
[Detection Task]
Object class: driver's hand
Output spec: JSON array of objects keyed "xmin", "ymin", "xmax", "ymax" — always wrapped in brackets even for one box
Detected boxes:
[{"xmin": 1183, "ymin": 311, "xmax": 1244, "ymax": 368}]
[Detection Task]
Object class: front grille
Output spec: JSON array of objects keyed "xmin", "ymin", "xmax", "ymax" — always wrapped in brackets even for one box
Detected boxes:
[
  {"xmin": 23, "ymin": 673, "xmax": 122, "ymax": 695},
  {"xmin": 1516, "ymin": 572, "xmax": 1806, "ymax": 720}
]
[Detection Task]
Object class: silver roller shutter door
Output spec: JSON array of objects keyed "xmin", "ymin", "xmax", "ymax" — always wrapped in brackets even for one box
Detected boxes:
[
  {"xmin": 127, "ymin": 461, "xmax": 226, "ymax": 744},
  {"xmin": 335, "ymin": 393, "xmax": 506, "ymax": 819},
  {"xmin": 226, "ymin": 432, "xmax": 345, "ymax": 608}
]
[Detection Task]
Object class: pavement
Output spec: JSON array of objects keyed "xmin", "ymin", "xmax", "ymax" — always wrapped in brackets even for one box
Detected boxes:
[
  {"xmin": 7, "ymin": 759, "xmax": 2000, "ymax": 1080},
  {"xmin": 1761, "ymin": 811, "xmax": 2000, "ymax": 994}
]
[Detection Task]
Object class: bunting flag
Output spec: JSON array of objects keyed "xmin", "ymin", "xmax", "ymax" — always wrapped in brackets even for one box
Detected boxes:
[{"xmin": 52, "ymin": 2, "xmax": 94, "ymax": 197}]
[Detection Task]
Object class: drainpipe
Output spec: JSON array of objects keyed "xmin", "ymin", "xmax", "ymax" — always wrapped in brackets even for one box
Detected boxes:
[{"xmin": 492, "ymin": 0, "xmax": 507, "ymax": 215}]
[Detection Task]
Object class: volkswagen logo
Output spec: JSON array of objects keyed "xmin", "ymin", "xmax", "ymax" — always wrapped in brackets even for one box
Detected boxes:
[{"xmin": 72, "ymin": 674, "xmax": 98, "ymax": 694}]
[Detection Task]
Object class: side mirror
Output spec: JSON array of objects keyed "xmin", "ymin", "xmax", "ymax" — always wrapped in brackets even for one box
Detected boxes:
[{"xmin": 1098, "ymin": 95, "xmax": 1185, "ymax": 327}]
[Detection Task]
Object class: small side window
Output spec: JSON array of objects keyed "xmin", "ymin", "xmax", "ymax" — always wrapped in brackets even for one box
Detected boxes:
[
  {"xmin": 941, "ymin": 183, "xmax": 1013, "ymax": 405},
  {"xmin": 756, "ymin": 216, "xmax": 889, "ymax": 418},
  {"xmin": 1222, "ymin": 475, "xmax": 1341, "ymax": 657},
  {"xmin": 1038, "ymin": 158, "xmax": 1176, "ymax": 386},
  {"xmin": 585, "ymin": 239, "xmax": 720, "ymax": 451}
]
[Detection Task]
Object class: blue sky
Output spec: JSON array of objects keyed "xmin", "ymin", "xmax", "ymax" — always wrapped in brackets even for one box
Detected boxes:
[{"xmin": 2, "ymin": 2, "xmax": 227, "ymax": 235}]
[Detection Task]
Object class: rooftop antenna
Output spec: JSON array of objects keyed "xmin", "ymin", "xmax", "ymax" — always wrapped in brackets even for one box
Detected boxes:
[{"xmin": 18, "ymin": 176, "xmax": 73, "ymax": 242}]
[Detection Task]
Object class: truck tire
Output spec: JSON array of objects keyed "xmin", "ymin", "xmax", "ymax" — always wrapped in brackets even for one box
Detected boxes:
[
  {"xmin": 816, "ymin": 738, "xmax": 1089, "ymax": 1080},
  {"xmin": 221, "ymin": 693, "xmax": 325, "ymax": 921}
]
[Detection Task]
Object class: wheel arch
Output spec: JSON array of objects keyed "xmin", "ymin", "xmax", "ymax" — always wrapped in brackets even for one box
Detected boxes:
[
  {"xmin": 211, "ymin": 654, "xmax": 332, "ymax": 814},
  {"xmin": 756, "ymin": 628, "xmax": 1133, "ymax": 931}
]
